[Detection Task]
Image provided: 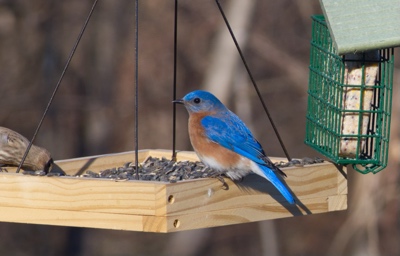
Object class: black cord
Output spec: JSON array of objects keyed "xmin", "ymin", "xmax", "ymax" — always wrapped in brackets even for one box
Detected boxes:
[
  {"xmin": 16, "ymin": 0, "xmax": 100, "ymax": 173},
  {"xmin": 215, "ymin": 0, "xmax": 292, "ymax": 161},
  {"xmin": 134, "ymin": 0, "xmax": 140, "ymax": 179},
  {"xmin": 171, "ymin": 0, "xmax": 178, "ymax": 162}
]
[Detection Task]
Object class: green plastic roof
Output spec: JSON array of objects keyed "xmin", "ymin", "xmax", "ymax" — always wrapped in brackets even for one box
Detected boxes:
[{"xmin": 320, "ymin": 0, "xmax": 400, "ymax": 54}]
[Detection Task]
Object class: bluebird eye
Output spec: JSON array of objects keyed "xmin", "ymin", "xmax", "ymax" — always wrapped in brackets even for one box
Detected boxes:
[{"xmin": 193, "ymin": 98, "xmax": 201, "ymax": 104}]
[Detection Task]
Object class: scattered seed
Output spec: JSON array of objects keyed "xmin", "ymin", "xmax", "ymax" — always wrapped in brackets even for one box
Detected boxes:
[
  {"xmin": 275, "ymin": 157, "xmax": 324, "ymax": 168},
  {"xmin": 17, "ymin": 156, "xmax": 323, "ymax": 181}
]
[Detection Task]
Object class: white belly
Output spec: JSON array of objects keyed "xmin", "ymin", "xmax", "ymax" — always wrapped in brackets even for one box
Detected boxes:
[{"xmin": 199, "ymin": 154, "xmax": 252, "ymax": 180}]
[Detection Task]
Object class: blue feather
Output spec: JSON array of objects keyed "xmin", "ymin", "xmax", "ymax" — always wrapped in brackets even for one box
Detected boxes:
[{"xmin": 201, "ymin": 114, "xmax": 267, "ymax": 166}]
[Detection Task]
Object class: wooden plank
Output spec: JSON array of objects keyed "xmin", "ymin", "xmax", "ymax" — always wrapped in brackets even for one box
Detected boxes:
[
  {"xmin": 160, "ymin": 196, "xmax": 347, "ymax": 233},
  {"xmin": 328, "ymin": 195, "xmax": 347, "ymax": 211},
  {"xmin": 0, "ymin": 206, "xmax": 148, "ymax": 231},
  {"xmin": 47, "ymin": 149, "xmax": 199, "ymax": 176},
  {"xmin": 320, "ymin": 0, "xmax": 400, "ymax": 54},
  {"xmin": 0, "ymin": 194, "xmax": 347, "ymax": 233},
  {"xmin": 0, "ymin": 173, "xmax": 162, "ymax": 215},
  {"xmin": 53, "ymin": 150, "xmax": 151, "ymax": 175}
]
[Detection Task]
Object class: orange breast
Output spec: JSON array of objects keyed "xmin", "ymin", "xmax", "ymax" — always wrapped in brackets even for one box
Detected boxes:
[{"xmin": 188, "ymin": 112, "xmax": 242, "ymax": 169}]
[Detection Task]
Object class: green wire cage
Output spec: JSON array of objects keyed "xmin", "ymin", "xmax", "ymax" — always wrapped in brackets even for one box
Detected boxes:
[{"xmin": 305, "ymin": 15, "xmax": 394, "ymax": 174}]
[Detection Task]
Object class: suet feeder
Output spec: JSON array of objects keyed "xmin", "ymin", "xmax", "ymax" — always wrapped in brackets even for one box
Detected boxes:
[{"xmin": 305, "ymin": 4, "xmax": 399, "ymax": 174}]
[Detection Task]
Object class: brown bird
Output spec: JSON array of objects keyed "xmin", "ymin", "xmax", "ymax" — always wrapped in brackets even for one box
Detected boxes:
[{"xmin": 0, "ymin": 127, "xmax": 52, "ymax": 173}]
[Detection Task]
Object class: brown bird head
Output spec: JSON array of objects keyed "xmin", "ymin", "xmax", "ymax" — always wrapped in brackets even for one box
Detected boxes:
[{"xmin": 26, "ymin": 145, "xmax": 53, "ymax": 173}]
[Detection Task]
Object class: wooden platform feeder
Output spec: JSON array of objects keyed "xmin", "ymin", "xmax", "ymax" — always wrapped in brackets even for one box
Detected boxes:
[{"xmin": 0, "ymin": 150, "xmax": 347, "ymax": 232}]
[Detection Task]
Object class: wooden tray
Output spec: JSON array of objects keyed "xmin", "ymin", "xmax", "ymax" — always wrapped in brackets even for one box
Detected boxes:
[{"xmin": 0, "ymin": 149, "xmax": 347, "ymax": 232}]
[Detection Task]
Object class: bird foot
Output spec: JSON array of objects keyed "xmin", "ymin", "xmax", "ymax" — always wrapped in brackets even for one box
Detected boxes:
[
  {"xmin": 200, "ymin": 167, "xmax": 229, "ymax": 190},
  {"xmin": 215, "ymin": 175, "xmax": 229, "ymax": 190}
]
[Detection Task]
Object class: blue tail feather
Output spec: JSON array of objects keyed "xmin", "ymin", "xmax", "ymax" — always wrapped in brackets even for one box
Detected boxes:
[{"xmin": 259, "ymin": 165, "xmax": 295, "ymax": 204}]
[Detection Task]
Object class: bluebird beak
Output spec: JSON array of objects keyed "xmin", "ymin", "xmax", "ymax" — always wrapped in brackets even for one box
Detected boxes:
[{"xmin": 173, "ymin": 98, "xmax": 184, "ymax": 104}]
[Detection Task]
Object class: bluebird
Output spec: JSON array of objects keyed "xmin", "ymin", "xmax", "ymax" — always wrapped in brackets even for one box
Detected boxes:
[{"xmin": 174, "ymin": 90, "xmax": 295, "ymax": 204}]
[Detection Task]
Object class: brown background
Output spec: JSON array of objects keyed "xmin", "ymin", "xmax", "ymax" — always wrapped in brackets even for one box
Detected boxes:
[{"xmin": 0, "ymin": 0, "xmax": 398, "ymax": 255}]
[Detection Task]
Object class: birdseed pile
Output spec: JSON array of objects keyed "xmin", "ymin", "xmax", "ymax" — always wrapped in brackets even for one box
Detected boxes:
[
  {"xmin": 20, "ymin": 156, "xmax": 324, "ymax": 182},
  {"xmin": 82, "ymin": 157, "xmax": 215, "ymax": 182}
]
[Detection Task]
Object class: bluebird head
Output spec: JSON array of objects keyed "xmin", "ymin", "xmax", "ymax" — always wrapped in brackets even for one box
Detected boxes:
[{"xmin": 174, "ymin": 90, "xmax": 226, "ymax": 114}]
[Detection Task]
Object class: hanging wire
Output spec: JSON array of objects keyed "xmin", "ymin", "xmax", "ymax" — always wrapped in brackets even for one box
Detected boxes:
[
  {"xmin": 215, "ymin": 0, "xmax": 292, "ymax": 161},
  {"xmin": 16, "ymin": 0, "xmax": 100, "ymax": 173},
  {"xmin": 171, "ymin": 0, "xmax": 179, "ymax": 162},
  {"xmin": 134, "ymin": 0, "xmax": 140, "ymax": 180}
]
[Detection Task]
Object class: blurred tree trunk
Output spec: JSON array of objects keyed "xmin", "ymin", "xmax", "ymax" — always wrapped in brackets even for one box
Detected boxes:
[
  {"xmin": 203, "ymin": 0, "xmax": 257, "ymax": 103},
  {"xmin": 259, "ymin": 221, "xmax": 279, "ymax": 256},
  {"xmin": 164, "ymin": 229, "xmax": 211, "ymax": 256},
  {"xmin": 166, "ymin": 1, "xmax": 258, "ymax": 255}
]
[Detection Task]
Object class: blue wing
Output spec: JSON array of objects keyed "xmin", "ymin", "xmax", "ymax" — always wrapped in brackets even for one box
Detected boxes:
[{"xmin": 201, "ymin": 112, "xmax": 267, "ymax": 166}]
